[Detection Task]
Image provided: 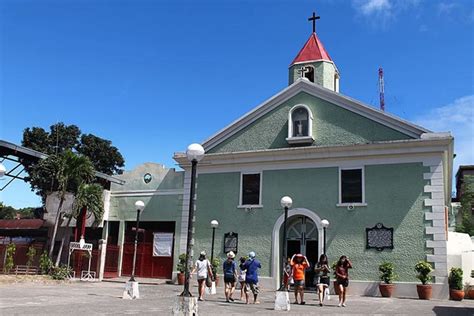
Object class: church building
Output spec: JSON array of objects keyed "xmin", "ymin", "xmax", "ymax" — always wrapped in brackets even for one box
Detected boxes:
[{"xmin": 103, "ymin": 15, "xmax": 453, "ymax": 298}]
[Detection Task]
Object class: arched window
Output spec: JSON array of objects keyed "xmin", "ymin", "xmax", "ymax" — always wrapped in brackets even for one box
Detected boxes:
[
  {"xmin": 286, "ymin": 104, "xmax": 314, "ymax": 145},
  {"xmin": 292, "ymin": 107, "xmax": 309, "ymax": 137}
]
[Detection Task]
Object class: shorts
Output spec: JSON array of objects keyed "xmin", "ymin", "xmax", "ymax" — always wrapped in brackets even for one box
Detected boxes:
[
  {"xmin": 337, "ymin": 279, "xmax": 349, "ymax": 288},
  {"xmin": 293, "ymin": 279, "xmax": 305, "ymax": 287},
  {"xmin": 316, "ymin": 276, "xmax": 330, "ymax": 287},
  {"xmin": 244, "ymin": 282, "xmax": 260, "ymax": 295},
  {"xmin": 224, "ymin": 276, "xmax": 236, "ymax": 284}
]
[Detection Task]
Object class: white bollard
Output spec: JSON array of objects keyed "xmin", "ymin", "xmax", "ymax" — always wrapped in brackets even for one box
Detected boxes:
[
  {"xmin": 274, "ymin": 290, "xmax": 291, "ymax": 311},
  {"xmin": 122, "ymin": 281, "xmax": 140, "ymax": 299}
]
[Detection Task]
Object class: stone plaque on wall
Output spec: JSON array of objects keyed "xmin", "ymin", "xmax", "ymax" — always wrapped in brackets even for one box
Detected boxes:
[
  {"xmin": 224, "ymin": 232, "xmax": 238, "ymax": 254},
  {"xmin": 366, "ymin": 223, "xmax": 393, "ymax": 251}
]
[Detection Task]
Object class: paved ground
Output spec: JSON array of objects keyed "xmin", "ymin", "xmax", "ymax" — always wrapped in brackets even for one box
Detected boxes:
[{"xmin": 0, "ymin": 280, "xmax": 473, "ymax": 315}]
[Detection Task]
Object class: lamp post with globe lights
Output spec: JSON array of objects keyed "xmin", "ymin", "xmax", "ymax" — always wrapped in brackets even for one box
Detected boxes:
[
  {"xmin": 210, "ymin": 220, "xmax": 219, "ymax": 264},
  {"xmin": 279, "ymin": 196, "xmax": 292, "ymax": 290},
  {"xmin": 181, "ymin": 143, "xmax": 205, "ymax": 297},
  {"xmin": 0, "ymin": 163, "xmax": 6, "ymax": 178},
  {"xmin": 321, "ymin": 219, "xmax": 329, "ymax": 254}
]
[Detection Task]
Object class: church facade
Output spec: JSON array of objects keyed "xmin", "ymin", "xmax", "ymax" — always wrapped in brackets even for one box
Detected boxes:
[
  {"xmin": 103, "ymin": 24, "xmax": 453, "ymax": 298},
  {"xmin": 173, "ymin": 28, "xmax": 453, "ymax": 297}
]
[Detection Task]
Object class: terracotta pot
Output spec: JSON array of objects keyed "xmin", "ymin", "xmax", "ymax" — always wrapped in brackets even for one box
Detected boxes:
[
  {"xmin": 379, "ymin": 283, "xmax": 395, "ymax": 297},
  {"xmin": 467, "ymin": 288, "xmax": 474, "ymax": 299},
  {"xmin": 449, "ymin": 289, "xmax": 465, "ymax": 301},
  {"xmin": 214, "ymin": 275, "xmax": 220, "ymax": 287},
  {"xmin": 333, "ymin": 281, "xmax": 340, "ymax": 295},
  {"xmin": 416, "ymin": 284, "xmax": 432, "ymax": 300},
  {"xmin": 177, "ymin": 272, "xmax": 185, "ymax": 285}
]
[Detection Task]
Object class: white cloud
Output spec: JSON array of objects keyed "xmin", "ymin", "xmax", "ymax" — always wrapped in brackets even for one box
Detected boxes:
[
  {"xmin": 352, "ymin": 0, "xmax": 422, "ymax": 26},
  {"xmin": 438, "ymin": 2, "xmax": 457, "ymax": 15},
  {"xmin": 413, "ymin": 95, "xmax": 474, "ymax": 177}
]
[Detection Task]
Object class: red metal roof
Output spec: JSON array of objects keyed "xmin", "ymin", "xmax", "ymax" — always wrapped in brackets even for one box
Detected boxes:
[
  {"xmin": 291, "ymin": 32, "xmax": 332, "ymax": 65},
  {"xmin": 0, "ymin": 219, "xmax": 44, "ymax": 230}
]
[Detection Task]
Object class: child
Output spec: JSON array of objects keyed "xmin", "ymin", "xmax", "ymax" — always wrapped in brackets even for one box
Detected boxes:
[
  {"xmin": 335, "ymin": 255, "xmax": 352, "ymax": 307},
  {"xmin": 290, "ymin": 253, "xmax": 310, "ymax": 305}
]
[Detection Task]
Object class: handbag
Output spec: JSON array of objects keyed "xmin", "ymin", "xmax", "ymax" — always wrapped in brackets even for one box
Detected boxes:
[{"xmin": 205, "ymin": 274, "xmax": 212, "ymax": 287}]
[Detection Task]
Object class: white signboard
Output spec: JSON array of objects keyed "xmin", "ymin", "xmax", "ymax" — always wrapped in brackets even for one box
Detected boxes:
[{"xmin": 153, "ymin": 232, "xmax": 173, "ymax": 257}]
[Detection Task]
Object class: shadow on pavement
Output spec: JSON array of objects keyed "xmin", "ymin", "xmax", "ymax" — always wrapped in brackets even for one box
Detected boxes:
[{"xmin": 432, "ymin": 306, "xmax": 474, "ymax": 316}]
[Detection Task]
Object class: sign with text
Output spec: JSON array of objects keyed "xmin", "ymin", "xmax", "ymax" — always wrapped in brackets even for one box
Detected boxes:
[
  {"xmin": 366, "ymin": 223, "xmax": 393, "ymax": 251},
  {"xmin": 224, "ymin": 232, "xmax": 238, "ymax": 254},
  {"xmin": 153, "ymin": 232, "xmax": 174, "ymax": 257}
]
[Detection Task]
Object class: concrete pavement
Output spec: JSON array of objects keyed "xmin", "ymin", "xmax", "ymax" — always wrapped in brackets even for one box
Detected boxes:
[{"xmin": 0, "ymin": 280, "xmax": 473, "ymax": 315}]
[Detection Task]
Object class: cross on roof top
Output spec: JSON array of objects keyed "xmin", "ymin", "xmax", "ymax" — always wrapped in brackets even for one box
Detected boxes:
[{"xmin": 308, "ymin": 11, "xmax": 320, "ymax": 33}]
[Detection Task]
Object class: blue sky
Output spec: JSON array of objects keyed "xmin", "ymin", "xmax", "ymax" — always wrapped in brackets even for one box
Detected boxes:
[{"xmin": 1, "ymin": 0, "xmax": 473, "ymax": 208}]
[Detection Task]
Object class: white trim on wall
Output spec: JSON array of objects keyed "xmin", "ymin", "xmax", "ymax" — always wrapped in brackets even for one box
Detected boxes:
[
  {"xmin": 111, "ymin": 189, "xmax": 184, "ymax": 197},
  {"xmin": 286, "ymin": 104, "xmax": 315, "ymax": 145}
]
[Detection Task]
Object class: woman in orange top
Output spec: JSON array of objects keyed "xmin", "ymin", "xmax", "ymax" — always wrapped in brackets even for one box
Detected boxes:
[{"xmin": 290, "ymin": 253, "xmax": 310, "ymax": 305}]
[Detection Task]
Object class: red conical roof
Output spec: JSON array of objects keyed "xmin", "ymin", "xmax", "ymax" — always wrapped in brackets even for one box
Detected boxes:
[{"xmin": 291, "ymin": 32, "xmax": 332, "ymax": 65}]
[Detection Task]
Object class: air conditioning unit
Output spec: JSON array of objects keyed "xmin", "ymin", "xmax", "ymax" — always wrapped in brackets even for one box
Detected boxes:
[{"xmin": 347, "ymin": 204, "xmax": 355, "ymax": 211}]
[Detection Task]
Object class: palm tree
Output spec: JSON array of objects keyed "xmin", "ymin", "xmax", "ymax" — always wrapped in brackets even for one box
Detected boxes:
[
  {"xmin": 47, "ymin": 150, "xmax": 95, "ymax": 258},
  {"xmin": 55, "ymin": 183, "xmax": 104, "ymax": 266}
]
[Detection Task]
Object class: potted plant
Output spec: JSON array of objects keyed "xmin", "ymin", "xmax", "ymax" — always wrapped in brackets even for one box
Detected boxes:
[
  {"xmin": 176, "ymin": 253, "xmax": 186, "ymax": 285},
  {"xmin": 379, "ymin": 262, "xmax": 396, "ymax": 297},
  {"xmin": 211, "ymin": 257, "xmax": 221, "ymax": 286},
  {"xmin": 468, "ymin": 270, "xmax": 474, "ymax": 299},
  {"xmin": 414, "ymin": 260, "xmax": 433, "ymax": 300},
  {"xmin": 449, "ymin": 267, "xmax": 464, "ymax": 301}
]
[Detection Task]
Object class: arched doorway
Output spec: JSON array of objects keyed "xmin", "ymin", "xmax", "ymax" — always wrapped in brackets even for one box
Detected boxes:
[
  {"xmin": 271, "ymin": 208, "xmax": 324, "ymax": 289},
  {"xmin": 286, "ymin": 216, "xmax": 319, "ymax": 288}
]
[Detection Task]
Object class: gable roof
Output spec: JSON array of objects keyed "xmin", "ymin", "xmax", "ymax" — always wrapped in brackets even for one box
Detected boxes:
[
  {"xmin": 291, "ymin": 32, "xmax": 333, "ymax": 65},
  {"xmin": 202, "ymin": 78, "xmax": 431, "ymax": 151}
]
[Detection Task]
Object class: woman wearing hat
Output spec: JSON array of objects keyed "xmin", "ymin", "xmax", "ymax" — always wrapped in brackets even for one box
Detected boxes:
[
  {"xmin": 190, "ymin": 251, "xmax": 213, "ymax": 301},
  {"xmin": 290, "ymin": 253, "xmax": 310, "ymax": 305},
  {"xmin": 222, "ymin": 251, "xmax": 238, "ymax": 302}
]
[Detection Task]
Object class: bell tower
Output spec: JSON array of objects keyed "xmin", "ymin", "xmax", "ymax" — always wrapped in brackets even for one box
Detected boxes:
[{"xmin": 289, "ymin": 12, "xmax": 340, "ymax": 92}]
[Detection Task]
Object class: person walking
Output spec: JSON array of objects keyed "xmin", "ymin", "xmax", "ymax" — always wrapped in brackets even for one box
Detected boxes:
[
  {"xmin": 223, "ymin": 251, "xmax": 238, "ymax": 302},
  {"xmin": 190, "ymin": 251, "xmax": 213, "ymax": 301},
  {"xmin": 314, "ymin": 254, "xmax": 331, "ymax": 306},
  {"xmin": 290, "ymin": 253, "xmax": 310, "ymax": 305},
  {"xmin": 335, "ymin": 255, "xmax": 352, "ymax": 307},
  {"xmin": 237, "ymin": 257, "xmax": 247, "ymax": 301},
  {"xmin": 283, "ymin": 257, "xmax": 292, "ymax": 291},
  {"xmin": 243, "ymin": 251, "xmax": 261, "ymax": 304}
]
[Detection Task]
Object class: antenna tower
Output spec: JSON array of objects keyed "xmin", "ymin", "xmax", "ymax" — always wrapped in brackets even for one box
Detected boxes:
[{"xmin": 378, "ymin": 67, "xmax": 385, "ymax": 111}]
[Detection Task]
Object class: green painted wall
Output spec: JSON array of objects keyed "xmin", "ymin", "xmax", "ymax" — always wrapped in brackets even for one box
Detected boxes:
[
  {"xmin": 208, "ymin": 92, "xmax": 413, "ymax": 154},
  {"xmin": 288, "ymin": 61, "xmax": 337, "ymax": 90},
  {"xmin": 193, "ymin": 162, "xmax": 428, "ymax": 282}
]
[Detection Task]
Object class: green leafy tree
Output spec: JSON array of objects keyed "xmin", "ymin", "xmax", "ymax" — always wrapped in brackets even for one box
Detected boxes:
[
  {"xmin": 55, "ymin": 183, "xmax": 104, "ymax": 266},
  {"xmin": 0, "ymin": 202, "xmax": 36, "ymax": 219},
  {"xmin": 456, "ymin": 175, "xmax": 474, "ymax": 236},
  {"xmin": 21, "ymin": 122, "xmax": 124, "ymax": 201},
  {"xmin": 26, "ymin": 245, "xmax": 37, "ymax": 268},
  {"xmin": 77, "ymin": 134, "xmax": 124, "ymax": 175}
]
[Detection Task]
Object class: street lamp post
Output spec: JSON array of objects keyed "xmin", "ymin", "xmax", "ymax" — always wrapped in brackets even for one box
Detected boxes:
[
  {"xmin": 321, "ymin": 219, "xmax": 329, "ymax": 254},
  {"xmin": 130, "ymin": 200, "xmax": 145, "ymax": 282},
  {"xmin": 181, "ymin": 143, "xmax": 205, "ymax": 297},
  {"xmin": 279, "ymin": 196, "xmax": 292, "ymax": 290},
  {"xmin": 0, "ymin": 163, "xmax": 6, "ymax": 178},
  {"xmin": 210, "ymin": 220, "xmax": 219, "ymax": 264}
]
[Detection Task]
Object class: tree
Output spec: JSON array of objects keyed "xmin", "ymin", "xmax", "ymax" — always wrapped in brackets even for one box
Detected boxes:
[
  {"xmin": 0, "ymin": 202, "xmax": 36, "ymax": 219},
  {"xmin": 77, "ymin": 134, "xmax": 124, "ymax": 175},
  {"xmin": 36, "ymin": 150, "xmax": 95, "ymax": 258},
  {"xmin": 21, "ymin": 122, "xmax": 124, "ymax": 201},
  {"xmin": 456, "ymin": 175, "xmax": 474, "ymax": 236},
  {"xmin": 55, "ymin": 183, "xmax": 104, "ymax": 266}
]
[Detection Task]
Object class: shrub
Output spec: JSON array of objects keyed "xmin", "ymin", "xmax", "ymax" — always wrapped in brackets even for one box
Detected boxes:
[
  {"xmin": 3, "ymin": 243, "xmax": 16, "ymax": 274},
  {"xmin": 379, "ymin": 262, "xmax": 396, "ymax": 284},
  {"xmin": 176, "ymin": 253, "xmax": 187, "ymax": 273},
  {"xmin": 448, "ymin": 267, "xmax": 463, "ymax": 290},
  {"xmin": 211, "ymin": 257, "xmax": 221, "ymax": 276},
  {"xmin": 415, "ymin": 261, "xmax": 433, "ymax": 285},
  {"xmin": 39, "ymin": 251, "xmax": 52, "ymax": 275},
  {"xmin": 26, "ymin": 245, "xmax": 37, "ymax": 268},
  {"xmin": 50, "ymin": 265, "xmax": 73, "ymax": 280}
]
